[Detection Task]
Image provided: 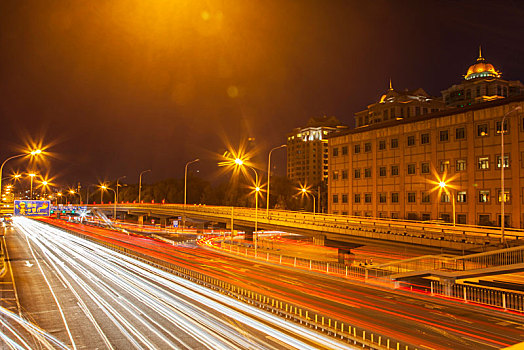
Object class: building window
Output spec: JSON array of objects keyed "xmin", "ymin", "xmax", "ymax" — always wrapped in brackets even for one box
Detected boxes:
[
  {"xmin": 478, "ymin": 156, "xmax": 489, "ymax": 170},
  {"xmin": 441, "ymin": 193, "xmax": 450, "ymax": 202},
  {"xmin": 332, "ymin": 147, "xmax": 339, "ymax": 157},
  {"xmin": 353, "ymin": 211, "xmax": 360, "ymax": 216},
  {"xmin": 333, "ymin": 194, "xmax": 339, "ymax": 203},
  {"xmin": 407, "ymin": 135, "xmax": 415, "ymax": 146},
  {"xmin": 341, "ymin": 146, "xmax": 348, "ymax": 155},
  {"xmin": 407, "ymin": 163, "xmax": 416, "ymax": 175},
  {"xmin": 378, "ymin": 140, "xmax": 386, "ymax": 150},
  {"xmin": 422, "ymin": 213, "xmax": 431, "ymax": 221},
  {"xmin": 391, "ymin": 138, "xmax": 399, "ymax": 149},
  {"xmin": 378, "ymin": 193, "xmax": 387, "ymax": 203},
  {"xmin": 457, "ymin": 191, "xmax": 467, "ymax": 203},
  {"xmin": 421, "ymin": 162, "xmax": 430, "ymax": 174},
  {"xmin": 354, "ymin": 144, "xmax": 360, "ymax": 154},
  {"xmin": 421, "ymin": 133, "xmax": 430, "ymax": 144},
  {"xmin": 496, "ymin": 120, "xmax": 509, "ymax": 133},
  {"xmin": 498, "ymin": 190, "xmax": 510, "ymax": 203},
  {"xmin": 407, "ymin": 192, "xmax": 416, "ymax": 203},
  {"xmin": 477, "ymin": 124, "xmax": 488, "ymax": 137},
  {"xmin": 364, "ymin": 168, "xmax": 372, "ymax": 178},
  {"xmin": 391, "ymin": 165, "xmax": 399, "ymax": 176},
  {"xmin": 456, "ymin": 127, "xmax": 466, "ymax": 140},
  {"xmin": 456, "ymin": 159, "xmax": 466, "ymax": 171},
  {"xmin": 332, "ymin": 171, "xmax": 339, "ymax": 180},
  {"xmin": 364, "ymin": 193, "xmax": 372, "ymax": 203},
  {"xmin": 439, "ymin": 160, "xmax": 450, "ymax": 172},
  {"xmin": 457, "ymin": 214, "xmax": 467, "ymax": 224},
  {"xmin": 422, "ymin": 192, "xmax": 431, "ymax": 203},
  {"xmin": 354, "ymin": 194, "xmax": 361, "ymax": 203},
  {"xmin": 354, "ymin": 169, "xmax": 361, "ymax": 179},
  {"xmin": 364, "ymin": 143, "xmax": 372, "ymax": 152},
  {"xmin": 439, "ymin": 130, "xmax": 449, "ymax": 142},
  {"xmin": 391, "ymin": 212, "xmax": 399, "ymax": 219},
  {"xmin": 479, "ymin": 190, "xmax": 490, "ymax": 203},
  {"xmin": 391, "ymin": 192, "xmax": 399, "ymax": 203},
  {"xmin": 496, "ymin": 155, "xmax": 510, "ymax": 169},
  {"xmin": 342, "ymin": 194, "xmax": 348, "ymax": 203},
  {"xmin": 379, "ymin": 166, "xmax": 386, "ymax": 177},
  {"xmin": 478, "ymin": 214, "xmax": 490, "ymax": 226}
]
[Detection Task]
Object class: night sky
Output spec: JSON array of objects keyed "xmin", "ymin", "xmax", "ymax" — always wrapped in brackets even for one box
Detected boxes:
[{"xmin": 1, "ymin": 0, "xmax": 523, "ymax": 187}]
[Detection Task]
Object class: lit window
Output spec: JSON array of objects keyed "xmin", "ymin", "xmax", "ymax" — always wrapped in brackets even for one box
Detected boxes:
[
  {"xmin": 421, "ymin": 162, "xmax": 430, "ymax": 174},
  {"xmin": 479, "ymin": 190, "xmax": 490, "ymax": 203},
  {"xmin": 439, "ymin": 160, "xmax": 450, "ymax": 172},
  {"xmin": 456, "ymin": 159, "xmax": 466, "ymax": 171},
  {"xmin": 498, "ymin": 190, "xmax": 510, "ymax": 203},
  {"xmin": 457, "ymin": 191, "xmax": 467, "ymax": 203},
  {"xmin": 496, "ymin": 155, "xmax": 510, "ymax": 169},
  {"xmin": 477, "ymin": 124, "xmax": 488, "ymax": 136},
  {"xmin": 478, "ymin": 157, "xmax": 489, "ymax": 170},
  {"xmin": 441, "ymin": 193, "xmax": 450, "ymax": 203}
]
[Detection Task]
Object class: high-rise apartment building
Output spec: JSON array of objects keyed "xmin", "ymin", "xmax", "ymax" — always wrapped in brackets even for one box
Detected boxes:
[{"xmin": 287, "ymin": 116, "xmax": 348, "ymax": 186}]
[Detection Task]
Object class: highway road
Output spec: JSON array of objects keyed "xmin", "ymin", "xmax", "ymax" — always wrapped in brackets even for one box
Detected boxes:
[
  {"xmin": 5, "ymin": 217, "xmax": 352, "ymax": 349},
  {"xmin": 35, "ymin": 217, "xmax": 524, "ymax": 349}
]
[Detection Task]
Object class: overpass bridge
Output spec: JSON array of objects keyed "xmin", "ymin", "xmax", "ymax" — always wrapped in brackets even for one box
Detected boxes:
[{"xmin": 82, "ymin": 203, "xmax": 524, "ymax": 254}]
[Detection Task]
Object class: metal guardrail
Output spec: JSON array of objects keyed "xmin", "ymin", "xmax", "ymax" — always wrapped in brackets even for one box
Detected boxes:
[{"xmin": 86, "ymin": 203, "xmax": 524, "ymax": 249}]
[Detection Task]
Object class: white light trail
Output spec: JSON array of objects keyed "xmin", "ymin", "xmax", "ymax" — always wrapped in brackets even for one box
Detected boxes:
[{"xmin": 12, "ymin": 217, "xmax": 356, "ymax": 350}]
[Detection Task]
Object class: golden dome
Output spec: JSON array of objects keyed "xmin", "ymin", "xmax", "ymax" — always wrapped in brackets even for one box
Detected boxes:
[{"xmin": 464, "ymin": 47, "xmax": 501, "ymax": 80}]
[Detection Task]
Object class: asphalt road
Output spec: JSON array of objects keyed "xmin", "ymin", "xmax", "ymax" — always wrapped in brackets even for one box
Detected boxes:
[
  {"xmin": 3, "ymin": 217, "xmax": 355, "ymax": 349},
  {"xmin": 44, "ymin": 217, "xmax": 524, "ymax": 350}
]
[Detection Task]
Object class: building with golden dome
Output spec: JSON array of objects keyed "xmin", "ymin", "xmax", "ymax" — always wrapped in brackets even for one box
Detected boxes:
[
  {"xmin": 354, "ymin": 80, "xmax": 445, "ymax": 128},
  {"xmin": 442, "ymin": 47, "xmax": 524, "ymax": 108}
]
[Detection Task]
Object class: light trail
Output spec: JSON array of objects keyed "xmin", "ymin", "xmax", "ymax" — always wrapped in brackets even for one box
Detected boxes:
[{"xmin": 13, "ymin": 217, "xmax": 356, "ymax": 350}]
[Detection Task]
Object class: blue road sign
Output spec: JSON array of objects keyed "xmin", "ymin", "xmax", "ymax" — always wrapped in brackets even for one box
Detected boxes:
[{"xmin": 14, "ymin": 200, "xmax": 51, "ymax": 217}]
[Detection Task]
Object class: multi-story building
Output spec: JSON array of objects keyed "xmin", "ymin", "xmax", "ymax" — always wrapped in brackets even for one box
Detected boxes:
[
  {"xmin": 442, "ymin": 48, "xmax": 524, "ymax": 108},
  {"xmin": 287, "ymin": 116, "xmax": 348, "ymax": 186},
  {"xmin": 354, "ymin": 81, "xmax": 445, "ymax": 128},
  {"xmin": 328, "ymin": 96, "xmax": 524, "ymax": 228}
]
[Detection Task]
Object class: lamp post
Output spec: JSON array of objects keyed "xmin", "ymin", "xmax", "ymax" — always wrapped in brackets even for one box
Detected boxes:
[
  {"xmin": 500, "ymin": 106, "xmax": 521, "ymax": 243},
  {"xmin": 100, "ymin": 185, "xmax": 117, "ymax": 221},
  {"xmin": 138, "ymin": 169, "xmax": 151, "ymax": 204},
  {"xmin": 28, "ymin": 173, "xmax": 36, "ymax": 200},
  {"xmin": 234, "ymin": 158, "xmax": 260, "ymax": 255},
  {"xmin": 300, "ymin": 187, "xmax": 316, "ymax": 214},
  {"xmin": 439, "ymin": 181, "xmax": 455, "ymax": 226},
  {"xmin": 183, "ymin": 159, "xmax": 199, "ymax": 229},
  {"xmin": 116, "ymin": 176, "xmax": 126, "ymax": 204},
  {"xmin": 0, "ymin": 149, "xmax": 42, "ymax": 201},
  {"xmin": 69, "ymin": 189, "xmax": 82, "ymax": 205},
  {"xmin": 56, "ymin": 192, "xmax": 62, "ymax": 205},
  {"xmin": 266, "ymin": 144, "xmax": 286, "ymax": 218}
]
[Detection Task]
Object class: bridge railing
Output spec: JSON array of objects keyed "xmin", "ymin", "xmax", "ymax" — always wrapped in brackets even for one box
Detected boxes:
[{"xmin": 86, "ymin": 203, "xmax": 524, "ymax": 246}]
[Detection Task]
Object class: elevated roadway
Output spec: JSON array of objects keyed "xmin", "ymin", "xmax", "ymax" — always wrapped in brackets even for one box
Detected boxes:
[{"xmin": 84, "ymin": 203, "xmax": 524, "ymax": 253}]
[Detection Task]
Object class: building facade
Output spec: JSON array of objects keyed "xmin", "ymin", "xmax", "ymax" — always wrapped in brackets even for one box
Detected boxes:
[
  {"xmin": 354, "ymin": 81, "xmax": 445, "ymax": 128},
  {"xmin": 287, "ymin": 116, "xmax": 348, "ymax": 186},
  {"xmin": 328, "ymin": 96, "xmax": 524, "ymax": 228},
  {"xmin": 442, "ymin": 48, "xmax": 524, "ymax": 108}
]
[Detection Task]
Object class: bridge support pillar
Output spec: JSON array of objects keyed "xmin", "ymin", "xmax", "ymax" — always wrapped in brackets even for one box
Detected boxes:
[
  {"xmin": 313, "ymin": 234, "xmax": 325, "ymax": 246},
  {"xmin": 160, "ymin": 218, "xmax": 167, "ymax": 228},
  {"xmin": 138, "ymin": 215, "xmax": 144, "ymax": 226},
  {"xmin": 337, "ymin": 249, "xmax": 355, "ymax": 265},
  {"xmin": 244, "ymin": 228, "xmax": 254, "ymax": 241}
]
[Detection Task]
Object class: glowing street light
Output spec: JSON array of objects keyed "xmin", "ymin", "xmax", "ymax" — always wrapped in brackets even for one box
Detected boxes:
[
  {"xmin": 300, "ymin": 186, "xmax": 317, "ymax": 214},
  {"xmin": 438, "ymin": 180, "xmax": 455, "ymax": 226},
  {"xmin": 28, "ymin": 173, "xmax": 37, "ymax": 200},
  {"xmin": 100, "ymin": 185, "xmax": 117, "ymax": 220},
  {"xmin": 0, "ymin": 149, "xmax": 43, "ymax": 201}
]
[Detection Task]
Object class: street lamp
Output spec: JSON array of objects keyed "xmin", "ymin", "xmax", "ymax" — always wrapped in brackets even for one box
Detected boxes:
[
  {"xmin": 499, "ymin": 105, "xmax": 521, "ymax": 243},
  {"xmin": 116, "ymin": 176, "xmax": 126, "ymax": 204},
  {"xmin": 183, "ymin": 159, "xmax": 199, "ymax": 229},
  {"xmin": 100, "ymin": 185, "xmax": 117, "ymax": 221},
  {"xmin": 69, "ymin": 189, "xmax": 82, "ymax": 205},
  {"xmin": 0, "ymin": 149, "xmax": 42, "ymax": 201},
  {"xmin": 300, "ymin": 186, "xmax": 317, "ymax": 214},
  {"xmin": 138, "ymin": 169, "xmax": 151, "ymax": 203},
  {"xmin": 266, "ymin": 144, "xmax": 286, "ymax": 217},
  {"xmin": 439, "ymin": 181, "xmax": 455, "ymax": 226},
  {"xmin": 234, "ymin": 157, "xmax": 260, "ymax": 254},
  {"xmin": 56, "ymin": 192, "xmax": 62, "ymax": 205}
]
